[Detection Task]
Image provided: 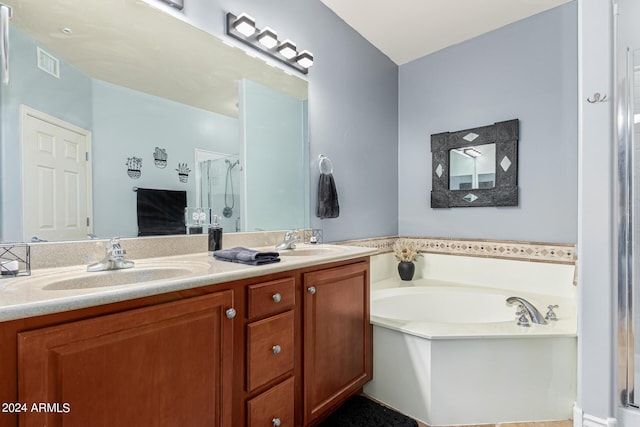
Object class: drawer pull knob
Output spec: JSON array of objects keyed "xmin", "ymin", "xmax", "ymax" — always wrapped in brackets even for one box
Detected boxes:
[
  {"xmin": 272, "ymin": 293, "xmax": 282, "ymax": 303},
  {"xmin": 272, "ymin": 418, "xmax": 281, "ymax": 427},
  {"xmin": 225, "ymin": 308, "xmax": 236, "ymax": 319},
  {"xmin": 307, "ymin": 286, "xmax": 316, "ymax": 295},
  {"xmin": 272, "ymin": 345, "xmax": 282, "ymax": 355}
]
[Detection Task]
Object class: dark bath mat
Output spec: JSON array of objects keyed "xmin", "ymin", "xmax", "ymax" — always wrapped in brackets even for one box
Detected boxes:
[{"xmin": 317, "ymin": 395, "xmax": 419, "ymax": 427}]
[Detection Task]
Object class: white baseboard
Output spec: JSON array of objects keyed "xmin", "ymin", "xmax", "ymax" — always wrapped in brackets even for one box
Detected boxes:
[{"xmin": 574, "ymin": 404, "xmax": 617, "ymax": 427}]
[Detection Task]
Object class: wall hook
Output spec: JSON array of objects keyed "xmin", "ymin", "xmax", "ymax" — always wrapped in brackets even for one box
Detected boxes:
[
  {"xmin": 318, "ymin": 154, "xmax": 334, "ymax": 174},
  {"xmin": 587, "ymin": 92, "xmax": 607, "ymax": 103}
]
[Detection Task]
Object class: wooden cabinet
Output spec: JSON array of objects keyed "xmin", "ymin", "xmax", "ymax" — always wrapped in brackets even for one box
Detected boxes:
[
  {"xmin": 244, "ymin": 277, "xmax": 297, "ymax": 427},
  {"xmin": 0, "ymin": 257, "xmax": 371, "ymax": 427},
  {"xmin": 302, "ymin": 262, "xmax": 372, "ymax": 425},
  {"xmin": 17, "ymin": 291, "xmax": 234, "ymax": 427}
]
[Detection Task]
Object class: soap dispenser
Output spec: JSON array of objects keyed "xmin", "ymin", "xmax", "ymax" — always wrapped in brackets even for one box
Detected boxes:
[{"xmin": 208, "ymin": 215, "xmax": 223, "ymax": 254}]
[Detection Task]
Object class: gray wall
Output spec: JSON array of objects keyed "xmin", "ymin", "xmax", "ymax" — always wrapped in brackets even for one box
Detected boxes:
[
  {"xmin": 153, "ymin": 0, "xmax": 399, "ymax": 242},
  {"xmin": 578, "ymin": 0, "xmax": 616, "ymax": 420},
  {"xmin": 397, "ymin": 2, "xmax": 578, "ymax": 244},
  {"xmin": 577, "ymin": 0, "xmax": 618, "ymax": 419}
]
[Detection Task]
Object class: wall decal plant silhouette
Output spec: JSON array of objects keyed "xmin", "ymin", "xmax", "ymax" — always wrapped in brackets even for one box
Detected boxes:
[
  {"xmin": 176, "ymin": 163, "xmax": 191, "ymax": 183},
  {"xmin": 126, "ymin": 157, "xmax": 142, "ymax": 179}
]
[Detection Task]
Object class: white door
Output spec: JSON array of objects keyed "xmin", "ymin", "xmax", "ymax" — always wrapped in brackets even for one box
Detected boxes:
[{"xmin": 21, "ymin": 106, "xmax": 92, "ymax": 241}]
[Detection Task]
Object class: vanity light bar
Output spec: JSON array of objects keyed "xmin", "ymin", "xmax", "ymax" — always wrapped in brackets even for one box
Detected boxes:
[
  {"xmin": 278, "ymin": 39, "xmax": 297, "ymax": 59},
  {"xmin": 233, "ymin": 13, "xmax": 256, "ymax": 37},
  {"xmin": 463, "ymin": 147, "xmax": 482, "ymax": 158},
  {"xmin": 257, "ymin": 27, "xmax": 278, "ymax": 49},
  {"xmin": 226, "ymin": 12, "xmax": 313, "ymax": 74},
  {"xmin": 296, "ymin": 50, "xmax": 314, "ymax": 69}
]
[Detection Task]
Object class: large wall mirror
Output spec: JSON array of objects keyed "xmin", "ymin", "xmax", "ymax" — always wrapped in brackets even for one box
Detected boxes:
[
  {"xmin": 0, "ymin": 0, "xmax": 309, "ymax": 242},
  {"xmin": 430, "ymin": 119, "xmax": 519, "ymax": 208}
]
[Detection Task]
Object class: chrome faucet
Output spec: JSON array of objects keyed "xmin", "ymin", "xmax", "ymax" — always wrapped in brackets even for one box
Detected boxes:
[
  {"xmin": 275, "ymin": 230, "xmax": 301, "ymax": 251},
  {"xmin": 506, "ymin": 296, "xmax": 547, "ymax": 325},
  {"xmin": 87, "ymin": 238, "xmax": 134, "ymax": 272}
]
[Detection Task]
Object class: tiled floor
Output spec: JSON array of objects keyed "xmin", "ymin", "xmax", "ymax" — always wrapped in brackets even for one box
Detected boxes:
[{"xmin": 415, "ymin": 421, "xmax": 572, "ymax": 427}]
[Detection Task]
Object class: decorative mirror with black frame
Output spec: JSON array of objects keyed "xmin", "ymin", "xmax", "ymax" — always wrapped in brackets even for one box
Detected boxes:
[{"xmin": 430, "ymin": 119, "xmax": 519, "ymax": 208}]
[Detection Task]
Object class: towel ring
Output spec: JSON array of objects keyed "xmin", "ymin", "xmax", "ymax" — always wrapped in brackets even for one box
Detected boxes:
[{"xmin": 318, "ymin": 154, "xmax": 333, "ymax": 174}]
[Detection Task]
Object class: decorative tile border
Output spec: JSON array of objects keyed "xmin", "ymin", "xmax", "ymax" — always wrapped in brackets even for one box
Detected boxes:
[
  {"xmin": 336, "ymin": 236, "xmax": 576, "ymax": 265},
  {"xmin": 336, "ymin": 236, "xmax": 398, "ymax": 253}
]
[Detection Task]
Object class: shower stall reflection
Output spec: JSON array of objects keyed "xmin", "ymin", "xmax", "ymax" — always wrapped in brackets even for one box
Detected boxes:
[{"xmin": 197, "ymin": 153, "xmax": 242, "ymax": 232}]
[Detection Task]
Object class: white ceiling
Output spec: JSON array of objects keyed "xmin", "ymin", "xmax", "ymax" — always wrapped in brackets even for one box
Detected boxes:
[
  {"xmin": 320, "ymin": 0, "xmax": 573, "ymax": 65},
  {"xmin": 7, "ymin": 0, "xmax": 307, "ymax": 118}
]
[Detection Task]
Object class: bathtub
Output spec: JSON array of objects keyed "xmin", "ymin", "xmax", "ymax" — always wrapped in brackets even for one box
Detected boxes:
[{"xmin": 363, "ymin": 281, "xmax": 577, "ymax": 426}]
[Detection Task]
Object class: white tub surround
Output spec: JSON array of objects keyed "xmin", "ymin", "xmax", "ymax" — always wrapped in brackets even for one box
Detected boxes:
[
  {"xmin": 370, "ymin": 284, "xmax": 575, "ymax": 339},
  {"xmin": 364, "ymin": 251, "xmax": 577, "ymax": 426}
]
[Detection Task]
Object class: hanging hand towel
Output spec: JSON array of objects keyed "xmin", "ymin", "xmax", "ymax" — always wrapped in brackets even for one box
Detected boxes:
[
  {"xmin": 136, "ymin": 188, "xmax": 187, "ymax": 236},
  {"xmin": 316, "ymin": 173, "xmax": 340, "ymax": 219}
]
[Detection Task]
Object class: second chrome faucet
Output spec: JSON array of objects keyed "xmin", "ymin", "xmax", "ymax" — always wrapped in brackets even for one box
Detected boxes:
[{"xmin": 275, "ymin": 230, "xmax": 301, "ymax": 251}]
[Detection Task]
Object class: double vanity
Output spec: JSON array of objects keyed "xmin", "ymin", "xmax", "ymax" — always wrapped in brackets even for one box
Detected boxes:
[{"xmin": 0, "ymin": 238, "xmax": 376, "ymax": 427}]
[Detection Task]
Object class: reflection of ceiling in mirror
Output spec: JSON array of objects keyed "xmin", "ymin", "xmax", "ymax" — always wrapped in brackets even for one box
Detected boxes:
[{"xmin": 6, "ymin": 0, "xmax": 308, "ymax": 118}]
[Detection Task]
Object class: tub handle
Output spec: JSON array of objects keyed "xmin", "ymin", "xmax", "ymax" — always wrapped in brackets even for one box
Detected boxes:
[
  {"xmin": 515, "ymin": 304, "xmax": 530, "ymax": 327},
  {"xmin": 545, "ymin": 304, "xmax": 559, "ymax": 321}
]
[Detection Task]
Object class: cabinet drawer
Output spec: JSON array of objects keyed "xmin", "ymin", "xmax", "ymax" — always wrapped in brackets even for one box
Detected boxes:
[
  {"xmin": 247, "ymin": 310, "xmax": 294, "ymax": 392},
  {"xmin": 247, "ymin": 277, "xmax": 295, "ymax": 319},
  {"xmin": 247, "ymin": 377, "xmax": 294, "ymax": 427}
]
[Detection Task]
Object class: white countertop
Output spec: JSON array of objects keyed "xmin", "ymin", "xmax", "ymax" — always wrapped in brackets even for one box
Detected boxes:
[{"xmin": 0, "ymin": 244, "xmax": 377, "ymax": 322}]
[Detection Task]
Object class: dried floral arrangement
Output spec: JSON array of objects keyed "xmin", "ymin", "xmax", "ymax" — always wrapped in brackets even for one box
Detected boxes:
[{"xmin": 393, "ymin": 239, "xmax": 422, "ymax": 263}]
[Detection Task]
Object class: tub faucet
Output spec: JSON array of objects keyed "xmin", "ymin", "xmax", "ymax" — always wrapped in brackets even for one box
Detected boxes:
[
  {"xmin": 276, "ymin": 230, "xmax": 300, "ymax": 251},
  {"xmin": 506, "ymin": 296, "xmax": 547, "ymax": 325},
  {"xmin": 87, "ymin": 237, "xmax": 134, "ymax": 272}
]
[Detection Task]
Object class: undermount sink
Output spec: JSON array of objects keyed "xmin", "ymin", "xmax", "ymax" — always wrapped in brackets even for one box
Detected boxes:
[{"xmin": 42, "ymin": 262, "xmax": 209, "ymax": 291}]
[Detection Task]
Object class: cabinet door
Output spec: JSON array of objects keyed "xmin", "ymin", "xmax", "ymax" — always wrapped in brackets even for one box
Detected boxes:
[
  {"xmin": 303, "ymin": 262, "xmax": 372, "ymax": 424},
  {"xmin": 17, "ymin": 291, "xmax": 234, "ymax": 427}
]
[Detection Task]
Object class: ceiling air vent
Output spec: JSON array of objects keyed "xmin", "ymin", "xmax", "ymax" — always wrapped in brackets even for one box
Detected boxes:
[{"xmin": 36, "ymin": 47, "xmax": 60, "ymax": 79}]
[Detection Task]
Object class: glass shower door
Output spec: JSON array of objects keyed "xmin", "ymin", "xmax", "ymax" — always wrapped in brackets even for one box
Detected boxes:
[
  {"xmin": 618, "ymin": 43, "xmax": 640, "ymax": 411},
  {"xmin": 195, "ymin": 151, "xmax": 241, "ymax": 233},
  {"xmin": 632, "ymin": 49, "xmax": 640, "ymax": 408}
]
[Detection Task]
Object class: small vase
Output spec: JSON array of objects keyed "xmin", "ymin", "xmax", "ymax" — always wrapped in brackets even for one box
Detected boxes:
[{"xmin": 397, "ymin": 261, "xmax": 415, "ymax": 281}]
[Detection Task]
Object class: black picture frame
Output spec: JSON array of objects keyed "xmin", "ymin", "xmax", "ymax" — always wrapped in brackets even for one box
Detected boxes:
[{"xmin": 430, "ymin": 119, "xmax": 519, "ymax": 208}]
